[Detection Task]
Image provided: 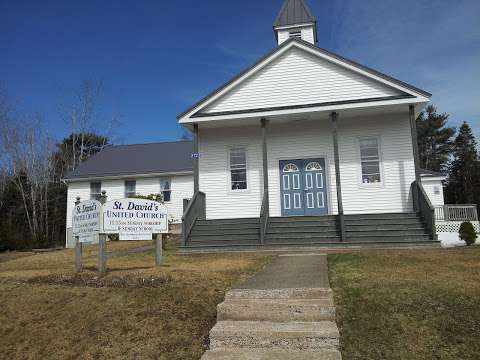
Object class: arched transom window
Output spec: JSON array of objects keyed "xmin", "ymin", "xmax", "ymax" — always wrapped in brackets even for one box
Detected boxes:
[
  {"xmin": 305, "ymin": 162, "xmax": 322, "ymax": 171},
  {"xmin": 283, "ymin": 163, "xmax": 299, "ymax": 173}
]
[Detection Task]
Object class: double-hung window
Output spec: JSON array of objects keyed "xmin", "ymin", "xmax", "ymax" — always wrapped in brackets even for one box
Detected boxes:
[
  {"xmin": 160, "ymin": 178, "xmax": 171, "ymax": 202},
  {"xmin": 125, "ymin": 180, "xmax": 136, "ymax": 198},
  {"xmin": 360, "ymin": 138, "xmax": 381, "ymax": 184},
  {"xmin": 230, "ymin": 147, "xmax": 247, "ymax": 190},
  {"xmin": 90, "ymin": 182, "xmax": 102, "ymax": 201}
]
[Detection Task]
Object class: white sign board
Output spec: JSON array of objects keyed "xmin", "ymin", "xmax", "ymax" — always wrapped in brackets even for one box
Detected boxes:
[
  {"xmin": 72, "ymin": 200, "xmax": 102, "ymax": 242},
  {"xmin": 102, "ymin": 199, "xmax": 168, "ymax": 236},
  {"xmin": 119, "ymin": 232, "xmax": 153, "ymax": 241}
]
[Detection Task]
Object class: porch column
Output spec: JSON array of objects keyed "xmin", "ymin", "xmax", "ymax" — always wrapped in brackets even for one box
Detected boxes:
[
  {"xmin": 409, "ymin": 105, "xmax": 421, "ymax": 211},
  {"xmin": 261, "ymin": 118, "xmax": 269, "ymax": 197},
  {"xmin": 331, "ymin": 112, "xmax": 346, "ymax": 242},
  {"xmin": 193, "ymin": 123, "xmax": 199, "ymax": 194}
]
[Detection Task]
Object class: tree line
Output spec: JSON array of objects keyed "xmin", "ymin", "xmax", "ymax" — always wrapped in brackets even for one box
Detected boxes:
[
  {"xmin": 0, "ymin": 88, "xmax": 478, "ymax": 250},
  {"xmin": 416, "ymin": 105, "xmax": 479, "ymax": 205},
  {"xmin": 0, "ymin": 82, "xmax": 113, "ymax": 250}
]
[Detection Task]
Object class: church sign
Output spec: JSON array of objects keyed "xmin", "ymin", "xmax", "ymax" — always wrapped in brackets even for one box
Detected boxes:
[
  {"xmin": 72, "ymin": 200, "xmax": 102, "ymax": 243},
  {"xmin": 102, "ymin": 199, "xmax": 169, "ymax": 239}
]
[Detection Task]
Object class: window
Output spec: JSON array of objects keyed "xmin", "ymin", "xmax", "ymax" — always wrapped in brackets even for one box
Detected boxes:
[
  {"xmin": 230, "ymin": 147, "xmax": 247, "ymax": 190},
  {"xmin": 160, "ymin": 177, "xmax": 171, "ymax": 202},
  {"xmin": 124, "ymin": 180, "xmax": 136, "ymax": 198},
  {"xmin": 289, "ymin": 30, "xmax": 302, "ymax": 39},
  {"xmin": 90, "ymin": 182, "xmax": 101, "ymax": 201},
  {"xmin": 434, "ymin": 186, "xmax": 440, "ymax": 195},
  {"xmin": 360, "ymin": 138, "xmax": 381, "ymax": 184}
]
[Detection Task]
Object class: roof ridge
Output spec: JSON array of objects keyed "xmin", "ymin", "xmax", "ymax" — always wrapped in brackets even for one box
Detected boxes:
[{"xmin": 108, "ymin": 139, "xmax": 193, "ymax": 148}]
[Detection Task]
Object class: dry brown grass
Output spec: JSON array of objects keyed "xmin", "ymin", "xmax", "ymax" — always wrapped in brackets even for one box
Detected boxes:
[
  {"xmin": 0, "ymin": 239, "xmax": 271, "ymax": 360},
  {"xmin": 329, "ymin": 247, "xmax": 480, "ymax": 360}
]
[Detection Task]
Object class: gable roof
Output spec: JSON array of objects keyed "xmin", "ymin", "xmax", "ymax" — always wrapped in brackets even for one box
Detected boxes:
[
  {"xmin": 64, "ymin": 141, "xmax": 193, "ymax": 181},
  {"xmin": 178, "ymin": 38, "xmax": 431, "ymax": 121},
  {"xmin": 274, "ymin": 0, "xmax": 316, "ymax": 27}
]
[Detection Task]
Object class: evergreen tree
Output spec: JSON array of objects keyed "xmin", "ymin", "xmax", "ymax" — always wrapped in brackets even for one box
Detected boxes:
[
  {"xmin": 445, "ymin": 122, "xmax": 479, "ymax": 204},
  {"xmin": 416, "ymin": 105, "xmax": 455, "ymax": 172}
]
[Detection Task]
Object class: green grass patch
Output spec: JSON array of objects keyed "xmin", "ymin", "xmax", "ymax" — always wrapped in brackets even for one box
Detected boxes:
[{"xmin": 329, "ymin": 247, "xmax": 480, "ymax": 360}]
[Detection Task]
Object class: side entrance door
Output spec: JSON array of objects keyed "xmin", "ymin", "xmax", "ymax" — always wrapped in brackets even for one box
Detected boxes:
[{"xmin": 279, "ymin": 158, "xmax": 328, "ymax": 216}]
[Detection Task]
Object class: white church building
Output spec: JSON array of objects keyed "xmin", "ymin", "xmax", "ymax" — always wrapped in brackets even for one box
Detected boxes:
[{"xmin": 65, "ymin": 0, "xmax": 478, "ymax": 249}]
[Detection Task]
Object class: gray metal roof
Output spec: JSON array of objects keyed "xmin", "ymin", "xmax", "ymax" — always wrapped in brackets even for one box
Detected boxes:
[
  {"xmin": 420, "ymin": 169, "xmax": 445, "ymax": 178},
  {"xmin": 64, "ymin": 140, "xmax": 193, "ymax": 180},
  {"xmin": 274, "ymin": 0, "xmax": 316, "ymax": 27}
]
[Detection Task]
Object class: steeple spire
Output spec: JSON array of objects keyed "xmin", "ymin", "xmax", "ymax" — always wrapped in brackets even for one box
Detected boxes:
[{"xmin": 273, "ymin": 0, "xmax": 317, "ymax": 46}]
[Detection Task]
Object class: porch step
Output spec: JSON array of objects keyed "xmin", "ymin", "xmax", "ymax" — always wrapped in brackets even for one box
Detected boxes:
[
  {"xmin": 346, "ymin": 223, "xmax": 425, "ymax": 231},
  {"xmin": 209, "ymin": 321, "xmax": 340, "ymax": 351},
  {"xmin": 346, "ymin": 229, "xmax": 428, "ymax": 237},
  {"xmin": 269, "ymin": 216, "xmax": 337, "ymax": 223},
  {"xmin": 191, "ymin": 228, "xmax": 260, "ymax": 236},
  {"xmin": 217, "ymin": 298, "xmax": 336, "ymax": 322},
  {"xmin": 346, "ymin": 234, "xmax": 431, "ymax": 242},
  {"xmin": 196, "ymin": 218, "xmax": 259, "ymax": 226},
  {"xmin": 201, "ymin": 349, "xmax": 342, "ymax": 360},
  {"xmin": 344, "ymin": 213, "xmax": 421, "ymax": 220}
]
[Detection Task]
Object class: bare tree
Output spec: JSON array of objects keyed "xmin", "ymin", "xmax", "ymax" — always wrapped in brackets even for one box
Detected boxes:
[
  {"xmin": 58, "ymin": 80, "xmax": 121, "ymax": 171},
  {"xmin": 0, "ymin": 94, "xmax": 54, "ymax": 244}
]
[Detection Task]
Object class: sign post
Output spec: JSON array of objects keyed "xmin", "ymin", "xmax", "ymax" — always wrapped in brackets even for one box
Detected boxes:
[
  {"xmin": 98, "ymin": 191, "xmax": 108, "ymax": 276},
  {"xmin": 154, "ymin": 234, "xmax": 163, "ymax": 266},
  {"xmin": 74, "ymin": 197, "xmax": 82, "ymax": 273},
  {"xmin": 72, "ymin": 197, "xmax": 102, "ymax": 274}
]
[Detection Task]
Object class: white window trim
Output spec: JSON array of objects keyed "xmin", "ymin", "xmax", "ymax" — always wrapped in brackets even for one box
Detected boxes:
[
  {"xmin": 124, "ymin": 179, "xmax": 136, "ymax": 198},
  {"xmin": 159, "ymin": 177, "xmax": 172, "ymax": 203},
  {"xmin": 357, "ymin": 136, "xmax": 385, "ymax": 188},
  {"xmin": 90, "ymin": 182, "xmax": 102, "ymax": 200},
  {"xmin": 227, "ymin": 145, "xmax": 250, "ymax": 194}
]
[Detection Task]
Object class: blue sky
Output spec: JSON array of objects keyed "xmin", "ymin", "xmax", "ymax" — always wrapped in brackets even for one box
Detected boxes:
[{"xmin": 1, "ymin": 0, "xmax": 479, "ymax": 144}]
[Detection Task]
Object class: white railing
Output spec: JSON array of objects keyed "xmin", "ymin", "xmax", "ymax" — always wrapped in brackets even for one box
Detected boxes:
[{"xmin": 435, "ymin": 205, "xmax": 478, "ymax": 222}]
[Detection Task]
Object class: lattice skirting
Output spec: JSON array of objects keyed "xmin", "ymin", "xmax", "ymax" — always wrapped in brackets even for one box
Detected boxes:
[{"xmin": 436, "ymin": 221, "xmax": 480, "ymax": 233}]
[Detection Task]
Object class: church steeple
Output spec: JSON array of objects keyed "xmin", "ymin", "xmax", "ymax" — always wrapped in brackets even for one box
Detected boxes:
[{"xmin": 273, "ymin": 0, "xmax": 317, "ymax": 46}]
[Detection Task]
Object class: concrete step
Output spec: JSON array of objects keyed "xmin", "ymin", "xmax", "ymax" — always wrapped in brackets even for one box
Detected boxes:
[
  {"xmin": 225, "ymin": 288, "xmax": 333, "ymax": 301},
  {"xmin": 209, "ymin": 321, "xmax": 340, "ymax": 351},
  {"xmin": 217, "ymin": 298, "xmax": 335, "ymax": 322},
  {"xmin": 201, "ymin": 349, "xmax": 342, "ymax": 360}
]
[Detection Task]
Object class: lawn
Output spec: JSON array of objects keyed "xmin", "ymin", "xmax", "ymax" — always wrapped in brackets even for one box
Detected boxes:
[
  {"xmin": 0, "ymin": 238, "xmax": 271, "ymax": 360},
  {"xmin": 329, "ymin": 247, "xmax": 480, "ymax": 360}
]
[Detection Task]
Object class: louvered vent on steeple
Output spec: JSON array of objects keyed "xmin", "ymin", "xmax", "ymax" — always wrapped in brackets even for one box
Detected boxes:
[{"xmin": 273, "ymin": 0, "xmax": 317, "ymax": 46}]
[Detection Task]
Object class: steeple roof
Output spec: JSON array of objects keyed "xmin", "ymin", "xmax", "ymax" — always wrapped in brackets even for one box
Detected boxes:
[{"xmin": 274, "ymin": 0, "xmax": 316, "ymax": 27}]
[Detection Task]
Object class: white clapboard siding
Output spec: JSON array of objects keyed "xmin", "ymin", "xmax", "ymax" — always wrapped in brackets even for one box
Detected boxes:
[
  {"xmin": 198, "ymin": 126, "xmax": 264, "ymax": 219},
  {"xmin": 421, "ymin": 178, "xmax": 445, "ymax": 206},
  {"xmin": 203, "ymin": 47, "xmax": 402, "ymax": 114},
  {"xmin": 66, "ymin": 174, "xmax": 193, "ymax": 228},
  {"xmin": 199, "ymin": 110, "xmax": 416, "ymax": 219}
]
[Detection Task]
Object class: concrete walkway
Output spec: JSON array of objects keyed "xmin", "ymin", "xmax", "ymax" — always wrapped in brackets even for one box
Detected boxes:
[{"xmin": 202, "ymin": 254, "xmax": 342, "ymax": 360}]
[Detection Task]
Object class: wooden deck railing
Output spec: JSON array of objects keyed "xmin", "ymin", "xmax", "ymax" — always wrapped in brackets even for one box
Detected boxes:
[
  {"xmin": 182, "ymin": 191, "xmax": 206, "ymax": 246},
  {"xmin": 259, "ymin": 192, "xmax": 269, "ymax": 245},
  {"xmin": 412, "ymin": 181, "xmax": 437, "ymax": 240},
  {"xmin": 435, "ymin": 205, "xmax": 478, "ymax": 222}
]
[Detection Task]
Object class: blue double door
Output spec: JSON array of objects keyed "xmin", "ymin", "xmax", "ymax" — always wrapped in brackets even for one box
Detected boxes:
[{"xmin": 279, "ymin": 158, "xmax": 328, "ymax": 216}]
